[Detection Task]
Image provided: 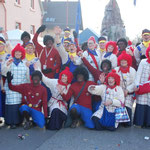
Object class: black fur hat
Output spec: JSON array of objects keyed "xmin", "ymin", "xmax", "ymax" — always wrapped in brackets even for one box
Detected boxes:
[
  {"xmin": 43, "ymin": 35, "xmax": 54, "ymax": 45},
  {"xmin": 73, "ymin": 66, "xmax": 89, "ymax": 81},
  {"xmin": 31, "ymin": 71, "xmax": 42, "ymax": 80},
  {"xmin": 21, "ymin": 31, "xmax": 31, "ymax": 41}
]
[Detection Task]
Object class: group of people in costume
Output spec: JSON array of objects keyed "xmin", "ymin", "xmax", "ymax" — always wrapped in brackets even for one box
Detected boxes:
[{"xmin": 0, "ymin": 25, "xmax": 150, "ymax": 131}]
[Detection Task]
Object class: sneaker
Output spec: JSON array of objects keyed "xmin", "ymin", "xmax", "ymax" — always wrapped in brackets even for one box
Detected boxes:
[
  {"xmin": 70, "ymin": 120, "xmax": 79, "ymax": 128},
  {"xmin": 10, "ymin": 124, "xmax": 17, "ymax": 129},
  {"xmin": 23, "ymin": 121, "xmax": 32, "ymax": 130}
]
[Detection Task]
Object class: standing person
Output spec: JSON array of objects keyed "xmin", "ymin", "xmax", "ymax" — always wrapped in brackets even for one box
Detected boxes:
[
  {"xmin": 88, "ymin": 70, "xmax": 125, "ymax": 131},
  {"xmin": 59, "ymin": 67, "xmax": 96, "ymax": 129},
  {"xmin": 0, "ymin": 36, "xmax": 12, "ymax": 124},
  {"xmin": 21, "ymin": 31, "xmax": 31, "ymax": 48},
  {"xmin": 35, "ymin": 66, "xmax": 73, "ymax": 130},
  {"xmin": 7, "ymin": 71, "xmax": 47, "ymax": 130},
  {"xmin": 24, "ymin": 42, "xmax": 41, "ymax": 79},
  {"xmin": 117, "ymin": 38, "xmax": 137, "ymax": 70},
  {"xmin": 98, "ymin": 36, "xmax": 107, "ymax": 59},
  {"xmin": 61, "ymin": 27, "xmax": 72, "ymax": 44},
  {"xmin": 2, "ymin": 44, "xmax": 29, "ymax": 129},
  {"xmin": 102, "ymin": 41, "xmax": 118, "ymax": 68},
  {"xmin": 74, "ymin": 36, "xmax": 101, "ymax": 81},
  {"xmin": 134, "ymin": 29, "xmax": 150, "ymax": 65},
  {"xmin": 134, "ymin": 46, "xmax": 150, "ymax": 128},
  {"xmin": 32, "ymin": 25, "xmax": 61, "ymax": 79},
  {"xmin": 115, "ymin": 51, "xmax": 136, "ymax": 127}
]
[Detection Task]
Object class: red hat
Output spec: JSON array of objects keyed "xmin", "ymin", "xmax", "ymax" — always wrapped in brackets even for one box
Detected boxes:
[
  {"xmin": 128, "ymin": 40, "xmax": 132, "ymax": 46},
  {"xmin": 146, "ymin": 46, "xmax": 150, "ymax": 59},
  {"xmin": 58, "ymin": 67, "xmax": 73, "ymax": 85},
  {"xmin": 118, "ymin": 51, "xmax": 132, "ymax": 66},
  {"xmin": 105, "ymin": 41, "xmax": 118, "ymax": 54},
  {"xmin": 88, "ymin": 36, "xmax": 96, "ymax": 44},
  {"xmin": 105, "ymin": 69, "xmax": 120, "ymax": 86},
  {"xmin": 11, "ymin": 43, "xmax": 25, "ymax": 60}
]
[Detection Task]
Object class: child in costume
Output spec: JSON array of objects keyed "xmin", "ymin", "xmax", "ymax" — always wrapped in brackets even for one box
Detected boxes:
[
  {"xmin": 88, "ymin": 70, "xmax": 125, "ymax": 131},
  {"xmin": 2, "ymin": 44, "xmax": 30, "ymax": 129}
]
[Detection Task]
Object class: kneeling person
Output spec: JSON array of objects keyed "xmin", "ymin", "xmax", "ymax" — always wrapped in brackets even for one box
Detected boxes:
[{"xmin": 7, "ymin": 71, "xmax": 48, "ymax": 130}]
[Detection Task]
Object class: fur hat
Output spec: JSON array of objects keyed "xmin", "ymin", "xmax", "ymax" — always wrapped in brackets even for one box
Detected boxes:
[
  {"xmin": 105, "ymin": 69, "xmax": 120, "ymax": 86},
  {"xmin": 73, "ymin": 66, "xmax": 89, "ymax": 81},
  {"xmin": 118, "ymin": 51, "xmax": 132, "ymax": 66},
  {"xmin": 59, "ymin": 67, "xmax": 73, "ymax": 84},
  {"xmin": 11, "ymin": 44, "xmax": 25, "ymax": 59},
  {"xmin": 88, "ymin": 36, "xmax": 96, "ymax": 44},
  {"xmin": 31, "ymin": 70, "xmax": 42, "ymax": 80},
  {"xmin": 106, "ymin": 41, "xmax": 118, "ymax": 54},
  {"xmin": 146, "ymin": 46, "xmax": 150, "ymax": 58},
  {"xmin": 21, "ymin": 31, "xmax": 31, "ymax": 41},
  {"xmin": 117, "ymin": 38, "xmax": 128, "ymax": 47},
  {"xmin": 43, "ymin": 35, "xmax": 54, "ymax": 45},
  {"xmin": 0, "ymin": 37, "xmax": 5, "ymax": 45},
  {"xmin": 98, "ymin": 36, "xmax": 106, "ymax": 43},
  {"xmin": 142, "ymin": 29, "xmax": 150, "ymax": 35}
]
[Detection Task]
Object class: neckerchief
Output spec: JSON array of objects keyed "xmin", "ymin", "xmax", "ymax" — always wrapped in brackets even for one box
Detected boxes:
[
  {"xmin": 106, "ymin": 84, "xmax": 116, "ymax": 89},
  {"xmin": 0, "ymin": 50, "xmax": 5, "ymax": 55},
  {"xmin": 118, "ymin": 66, "xmax": 130, "ymax": 73},
  {"xmin": 13, "ymin": 57, "xmax": 22, "ymax": 66},
  {"xmin": 143, "ymin": 41, "xmax": 150, "ymax": 48},
  {"xmin": 58, "ymin": 80, "xmax": 69, "ymax": 89},
  {"xmin": 104, "ymin": 52, "xmax": 112, "ymax": 58},
  {"xmin": 88, "ymin": 48, "xmax": 97, "ymax": 56},
  {"xmin": 100, "ymin": 48, "xmax": 106, "ymax": 53},
  {"xmin": 68, "ymin": 52, "xmax": 76, "ymax": 58},
  {"xmin": 26, "ymin": 53, "xmax": 36, "ymax": 61}
]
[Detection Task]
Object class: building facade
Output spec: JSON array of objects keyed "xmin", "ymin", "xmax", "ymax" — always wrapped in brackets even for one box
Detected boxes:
[{"xmin": 0, "ymin": 0, "xmax": 43, "ymax": 34}]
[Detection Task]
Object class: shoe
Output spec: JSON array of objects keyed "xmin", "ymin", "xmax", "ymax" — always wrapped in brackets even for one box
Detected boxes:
[
  {"xmin": 10, "ymin": 124, "xmax": 17, "ymax": 129},
  {"xmin": 23, "ymin": 121, "xmax": 32, "ymax": 130},
  {"xmin": 70, "ymin": 120, "xmax": 78, "ymax": 128}
]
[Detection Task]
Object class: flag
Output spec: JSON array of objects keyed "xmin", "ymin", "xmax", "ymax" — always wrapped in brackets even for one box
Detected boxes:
[
  {"xmin": 134, "ymin": 0, "xmax": 136, "ymax": 6},
  {"xmin": 75, "ymin": 0, "xmax": 82, "ymax": 37}
]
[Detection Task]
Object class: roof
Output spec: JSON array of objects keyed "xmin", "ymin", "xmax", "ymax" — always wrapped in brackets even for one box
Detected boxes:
[
  {"xmin": 79, "ymin": 28, "xmax": 99, "ymax": 45},
  {"xmin": 42, "ymin": 1, "xmax": 83, "ymax": 30}
]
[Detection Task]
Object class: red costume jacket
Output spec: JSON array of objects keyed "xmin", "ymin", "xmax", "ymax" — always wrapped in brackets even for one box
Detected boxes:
[
  {"xmin": 62, "ymin": 81, "xmax": 96, "ymax": 110},
  {"xmin": 9, "ymin": 83, "xmax": 48, "ymax": 117},
  {"xmin": 33, "ymin": 33, "xmax": 62, "ymax": 78}
]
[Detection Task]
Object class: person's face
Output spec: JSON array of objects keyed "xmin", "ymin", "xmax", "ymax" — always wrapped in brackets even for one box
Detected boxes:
[
  {"xmin": 148, "ymin": 51, "xmax": 150, "ymax": 57},
  {"xmin": 68, "ymin": 44, "xmax": 77, "ymax": 53},
  {"xmin": 108, "ymin": 77, "xmax": 115, "ymax": 86},
  {"xmin": 46, "ymin": 40, "xmax": 53, "ymax": 48},
  {"xmin": 142, "ymin": 34, "xmax": 150, "ymax": 42},
  {"xmin": 88, "ymin": 40, "xmax": 95, "ymax": 50},
  {"xmin": 63, "ymin": 42, "xmax": 69, "ymax": 51},
  {"xmin": 107, "ymin": 45, "xmax": 114, "ymax": 52},
  {"xmin": 0, "ymin": 43, "xmax": 5, "ymax": 52},
  {"xmin": 61, "ymin": 74, "xmax": 68, "ymax": 84},
  {"xmin": 25, "ymin": 45, "xmax": 35, "ymax": 55},
  {"xmin": 32, "ymin": 76, "xmax": 41, "ymax": 85},
  {"xmin": 14, "ymin": 51, "xmax": 22, "ymax": 59},
  {"xmin": 102, "ymin": 63, "xmax": 110, "ymax": 73},
  {"xmin": 117, "ymin": 41, "xmax": 126, "ymax": 51},
  {"xmin": 77, "ymin": 74, "xmax": 84, "ymax": 82},
  {"xmin": 23, "ymin": 36, "xmax": 30, "ymax": 44},
  {"xmin": 120, "ymin": 59, "xmax": 128, "ymax": 67},
  {"xmin": 64, "ymin": 32, "xmax": 70, "ymax": 38},
  {"xmin": 99, "ymin": 42, "xmax": 106, "ymax": 49}
]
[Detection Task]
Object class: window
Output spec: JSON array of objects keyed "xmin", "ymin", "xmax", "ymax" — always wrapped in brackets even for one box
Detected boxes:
[
  {"xmin": 30, "ymin": 25, "xmax": 35, "ymax": 34},
  {"xmin": 31, "ymin": 0, "xmax": 34, "ymax": 9},
  {"xmin": 15, "ymin": 22, "xmax": 21, "ymax": 30},
  {"xmin": 16, "ymin": 0, "xmax": 20, "ymax": 5}
]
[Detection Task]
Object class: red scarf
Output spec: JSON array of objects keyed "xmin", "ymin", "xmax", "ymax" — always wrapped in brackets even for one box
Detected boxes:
[
  {"xmin": 119, "ymin": 66, "xmax": 130, "ymax": 73},
  {"xmin": 147, "ymin": 57, "xmax": 150, "ymax": 64},
  {"xmin": 58, "ymin": 80, "xmax": 69, "ymax": 89},
  {"xmin": 105, "ymin": 83, "xmax": 116, "ymax": 89}
]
